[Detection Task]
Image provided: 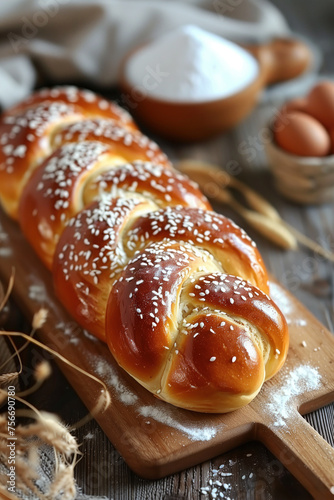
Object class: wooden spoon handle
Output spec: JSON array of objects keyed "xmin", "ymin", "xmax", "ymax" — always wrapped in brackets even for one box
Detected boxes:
[
  {"xmin": 257, "ymin": 411, "xmax": 334, "ymax": 500},
  {"xmin": 246, "ymin": 38, "xmax": 313, "ymax": 84}
]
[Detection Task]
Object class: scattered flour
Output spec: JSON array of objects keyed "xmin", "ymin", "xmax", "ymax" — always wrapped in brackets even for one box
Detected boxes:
[
  {"xmin": 0, "ymin": 227, "xmax": 11, "ymax": 256},
  {"xmin": 93, "ymin": 357, "xmax": 138, "ymax": 406},
  {"xmin": 269, "ymin": 282, "xmax": 308, "ymax": 327},
  {"xmin": 83, "ymin": 432, "xmax": 95, "ymax": 440},
  {"xmin": 200, "ymin": 456, "xmax": 255, "ymax": 499},
  {"xmin": 55, "ymin": 321, "xmax": 81, "ymax": 345},
  {"xmin": 82, "ymin": 328, "xmax": 99, "ymax": 342},
  {"xmin": 0, "ymin": 246, "xmax": 12, "ymax": 257},
  {"xmin": 29, "ymin": 283, "xmax": 47, "ymax": 303},
  {"xmin": 92, "ymin": 357, "xmax": 218, "ymax": 442},
  {"xmin": 269, "ymin": 282, "xmax": 293, "ymax": 318},
  {"xmin": 266, "ymin": 364, "xmax": 322, "ymax": 427},
  {"xmin": 138, "ymin": 405, "xmax": 217, "ymax": 442}
]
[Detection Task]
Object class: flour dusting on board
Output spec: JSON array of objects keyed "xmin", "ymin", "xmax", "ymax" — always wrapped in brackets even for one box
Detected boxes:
[
  {"xmin": 0, "ymin": 225, "xmax": 11, "ymax": 257},
  {"xmin": 266, "ymin": 364, "xmax": 322, "ymax": 427},
  {"xmin": 55, "ymin": 321, "xmax": 82, "ymax": 345},
  {"xmin": 93, "ymin": 357, "xmax": 139, "ymax": 406},
  {"xmin": 29, "ymin": 283, "xmax": 47, "ymax": 303},
  {"xmin": 91, "ymin": 355, "xmax": 218, "ymax": 441},
  {"xmin": 0, "ymin": 247, "xmax": 12, "ymax": 257},
  {"xmin": 139, "ymin": 405, "xmax": 218, "ymax": 441},
  {"xmin": 269, "ymin": 282, "xmax": 308, "ymax": 327},
  {"xmin": 269, "ymin": 282, "xmax": 293, "ymax": 318}
]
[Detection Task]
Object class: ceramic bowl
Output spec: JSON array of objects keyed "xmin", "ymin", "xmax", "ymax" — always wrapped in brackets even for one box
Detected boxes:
[{"xmin": 120, "ymin": 38, "xmax": 312, "ymax": 142}]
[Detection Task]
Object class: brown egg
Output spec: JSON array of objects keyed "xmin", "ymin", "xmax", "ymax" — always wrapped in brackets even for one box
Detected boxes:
[
  {"xmin": 273, "ymin": 111, "xmax": 331, "ymax": 157},
  {"xmin": 329, "ymin": 128, "xmax": 334, "ymax": 154},
  {"xmin": 270, "ymin": 98, "xmax": 308, "ymax": 132},
  {"xmin": 305, "ymin": 80, "xmax": 334, "ymax": 129},
  {"xmin": 283, "ymin": 97, "xmax": 309, "ymax": 114}
]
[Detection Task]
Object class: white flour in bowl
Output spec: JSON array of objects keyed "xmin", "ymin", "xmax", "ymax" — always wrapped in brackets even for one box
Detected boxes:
[{"xmin": 125, "ymin": 25, "xmax": 259, "ymax": 103}]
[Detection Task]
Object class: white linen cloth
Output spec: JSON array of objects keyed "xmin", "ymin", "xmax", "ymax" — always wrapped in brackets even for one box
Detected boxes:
[{"xmin": 0, "ymin": 0, "xmax": 291, "ymax": 109}]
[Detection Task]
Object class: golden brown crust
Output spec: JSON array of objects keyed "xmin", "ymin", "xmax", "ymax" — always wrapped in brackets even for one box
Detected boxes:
[
  {"xmin": 106, "ymin": 244, "xmax": 288, "ymax": 413},
  {"xmin": 20, "ymin": 149, "xmax": 209, "ymax": 269},
  {"xmin": 53, "ymin": 201, "xmax": 273, "ymax": 349},
  {"xmin": 5, "ymin": 85, "xmax": 137, "ymax": 130},
  {"xmin": 106, "ymin": 241, "xmax": 217, "ymax": 385},
  {"xmin": 83, "ymin": 160, "xmax": 211, "ymax": 209},
  {"xmin": 0, "ymin": 102, "xmax": 85, "ymax": 218},
  {"xmin": 51, "ymin": 118, "xmax": 170, "ymax": 167},
  {"xmin": 19, "ymin": 141, "xmax": 112, "ymax": 268},
  {"xmin": 53, "ymin": 196, "xmax": 157, "ymax": 341},
  {"xmin": 52, "ymin": 186, "xmax": 211, "ymax": 338},
  {"xmin": 0, "ymin": 85, "xmax": 289, "ymax": 414},
  {"xmin": 126, "ymin": 206, "xmax": 269, "ymax": 294},
  {"xmin": 0, "ymin": 87, "xmax": 143, "ymax": 219}
]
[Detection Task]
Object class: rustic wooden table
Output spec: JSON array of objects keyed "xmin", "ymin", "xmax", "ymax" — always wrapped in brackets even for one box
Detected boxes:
[{"xmin": 1, "ymin": 1, "xmax": 334, "ymax": 499}]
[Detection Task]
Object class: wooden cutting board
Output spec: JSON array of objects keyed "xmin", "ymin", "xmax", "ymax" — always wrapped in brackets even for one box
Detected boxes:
[{"xmin": 0, "ymin": 209, "xmax": 333, "ymax": 500}]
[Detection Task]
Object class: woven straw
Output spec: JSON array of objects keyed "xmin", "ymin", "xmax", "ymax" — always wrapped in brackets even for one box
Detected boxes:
[{"xmin": 265, "ymin": 130, "xmax": 334, "ymax": 204}]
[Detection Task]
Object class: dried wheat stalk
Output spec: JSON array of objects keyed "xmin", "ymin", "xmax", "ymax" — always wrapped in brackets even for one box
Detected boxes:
[
  {"xmin": 0, "ymin": 409, "xmax": 79, "ymax": 499},
  {"xmin": 177, "ymin": 159, "xmax": 334, "ymax": 262},
  {"xmin": 0, "ymin": 276, "xmax": 111, "ymax": 499}
]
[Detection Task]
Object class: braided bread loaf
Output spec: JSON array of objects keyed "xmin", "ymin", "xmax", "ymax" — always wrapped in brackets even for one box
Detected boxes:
[{"xmin": 0, "ymin": 86, "xmax": 289, "ymax": 413}]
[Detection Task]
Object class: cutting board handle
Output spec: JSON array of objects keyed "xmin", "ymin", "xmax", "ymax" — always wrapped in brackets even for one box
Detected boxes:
[
  {"xmin": 258, "ymin": 410, "xmax": 334, "ymax": 500},
  {"xmin": 246, "ymin": 38, "xmax": 313, "ymax": 85}
]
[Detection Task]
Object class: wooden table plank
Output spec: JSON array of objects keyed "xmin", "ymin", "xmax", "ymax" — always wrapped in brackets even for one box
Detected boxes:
[
  {"xmin": 1, "ymin": 194, "xmax": 334, "ymax": 497},
  {"xmin": 1, "ymin": 1, "xmax": 334, "ymax": 498}
]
